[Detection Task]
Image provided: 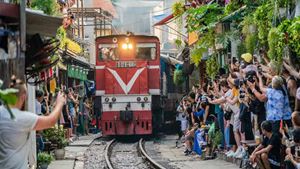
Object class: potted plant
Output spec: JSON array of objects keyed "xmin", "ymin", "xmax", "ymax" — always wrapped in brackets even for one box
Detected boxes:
[
  {"xmin": 54, "ymin": 137, "xmax": 68, "ymax": 160},
  {"xmin": 37, "ymin": 152, "xmax": 54, "ymax": 169},
  {"xmin": 42, "ymin": 125, "xmax": 68, "ymax": 160}
]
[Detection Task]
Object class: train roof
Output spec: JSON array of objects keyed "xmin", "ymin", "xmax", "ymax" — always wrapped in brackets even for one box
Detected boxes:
[{"xmin": 95, "ymin": 34, "xmax": 159, "ymax": 41}]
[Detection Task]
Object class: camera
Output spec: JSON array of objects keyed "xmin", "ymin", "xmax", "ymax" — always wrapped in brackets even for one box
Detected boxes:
[
  {"xmin": 239, "ymin": 89, "xmax": 245, "ymax": 99},
  {"xmin": 257, "ymin": 65, "xmax": 262, "ymax": 72},
  {"xmin": 246, "ymin": 75, "xmax": 255, "ymax": 83}
]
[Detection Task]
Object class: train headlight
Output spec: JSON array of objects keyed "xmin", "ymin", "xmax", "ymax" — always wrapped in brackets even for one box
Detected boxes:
[
  {"xmin": 128, "ymin": 43, "xmax": 133, "ymax": 49},
  {"xmin": 144, "ymin": 97, "xmax": 148, "ymax": 102},
  {"xmin": 122, "ymin": 43, "xmax": 128, "ymax": 50},
  {"xmin": 104, "ymin": 97, "xmax": 109, "ymax": 103},
  {"xmin": 137, "ymin": 97, "xmax": 141, "ymax": 102},
  {"xmin": 112, "ymin": 97, "xmax": 116, "ymax": 102}
]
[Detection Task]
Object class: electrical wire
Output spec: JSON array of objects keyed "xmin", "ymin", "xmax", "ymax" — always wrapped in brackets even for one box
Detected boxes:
[{"xmin": 153, "ymin": 26, "xmax": 187, "ymax": 39}]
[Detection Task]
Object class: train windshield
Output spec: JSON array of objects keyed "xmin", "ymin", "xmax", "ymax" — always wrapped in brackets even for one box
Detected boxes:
[
  {"xmin": 136, "ymin": 43, "xmax": 156, "ymax": 60},
  {"xmin": 98, "ymin": 43, "xmax": 156, "ymax": 61},
  {"xmin": 98, "ymin": 44, "xmax": 120, "ymax": 61}
]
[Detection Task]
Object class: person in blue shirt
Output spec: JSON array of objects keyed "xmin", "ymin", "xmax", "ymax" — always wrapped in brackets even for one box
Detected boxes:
[{"xmin": 249, "ymin": 74, "xmax": 292, "ymax": 134}]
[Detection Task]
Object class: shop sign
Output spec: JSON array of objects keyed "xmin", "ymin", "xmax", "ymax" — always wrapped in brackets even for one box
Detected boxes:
[{"xmin": 68, "ymin": 65, "xmax": 88, "ymax": 81}]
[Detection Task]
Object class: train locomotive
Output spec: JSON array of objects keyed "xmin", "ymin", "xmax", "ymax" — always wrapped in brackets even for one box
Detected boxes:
[{"xmin": 95, "ymin": 34, "xmax": 161, "ymax": 136}]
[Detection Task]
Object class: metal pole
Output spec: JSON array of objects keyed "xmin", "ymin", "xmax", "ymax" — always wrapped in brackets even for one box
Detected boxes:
[
  {"xmin": 81, "ymin": 0, "xmax": 84, "ymax": 40},
  {"xmin": 20, "ymin": 0, "xmax": 26, "ymax": 81},
  {"xmin": 77, "ymin": 0, "xmax": 80, "ymax": 38}
]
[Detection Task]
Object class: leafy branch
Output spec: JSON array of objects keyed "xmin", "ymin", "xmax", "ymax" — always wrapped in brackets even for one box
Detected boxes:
[{"xmin": 0, "ymin": 80, "xmax": 18, "ymax": 120}]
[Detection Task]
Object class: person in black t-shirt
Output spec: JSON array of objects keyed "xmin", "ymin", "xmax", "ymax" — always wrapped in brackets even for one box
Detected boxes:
[
  {"xmin": 250, "ymin": 121, "xmax": 281, "ymax": 169},
  {"xmin": 285, "ymin": 128, "xmax": 300, "ymax": 169}
]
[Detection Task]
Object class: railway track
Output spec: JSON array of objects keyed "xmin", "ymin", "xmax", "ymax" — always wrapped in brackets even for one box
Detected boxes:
[{"xmin": 105, "ymin": 138, "xmax": 166, "ymax": 169}]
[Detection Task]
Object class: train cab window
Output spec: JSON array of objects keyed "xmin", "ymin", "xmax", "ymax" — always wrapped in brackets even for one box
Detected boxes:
[
  {"xmin": 136, "ymin": 43, "xmax": 156, "ymax": 60},
  {"xmin": 98, "ymin": 44, "xmax": 119, "ymax": 61}
]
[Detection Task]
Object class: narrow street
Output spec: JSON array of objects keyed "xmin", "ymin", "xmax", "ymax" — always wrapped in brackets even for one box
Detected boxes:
[{"xmin": 1, "ymin": 0, "xmax": 300, "ymax": 169}]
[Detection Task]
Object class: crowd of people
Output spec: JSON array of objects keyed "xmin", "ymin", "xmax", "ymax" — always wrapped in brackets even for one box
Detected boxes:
[
  {"xmin": 175, "ymin": 53, "xmax": 300, "ymax": 169},
  {"xmin": 35, "ymin": 85, "xmax": 94, "ymax": 145}
]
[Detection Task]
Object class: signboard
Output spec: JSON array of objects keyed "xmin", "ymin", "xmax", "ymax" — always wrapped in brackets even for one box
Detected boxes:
[{"xmin": 116, "ymin": 61, "xmax": 136, "ymax": 68}]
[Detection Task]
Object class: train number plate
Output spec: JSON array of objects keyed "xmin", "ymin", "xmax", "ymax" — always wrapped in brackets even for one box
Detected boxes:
[{"xmin": 116, "ymin": 61, "xmax": 136, "ymax": 68}]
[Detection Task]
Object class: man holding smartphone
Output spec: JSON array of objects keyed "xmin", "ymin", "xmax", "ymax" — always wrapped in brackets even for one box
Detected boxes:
[{"xmin": 0, "ymin": 78, "xmax": 66, "ymax": 169}]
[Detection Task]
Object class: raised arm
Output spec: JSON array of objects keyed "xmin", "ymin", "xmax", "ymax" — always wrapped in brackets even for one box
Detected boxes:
[
  {"xmin": 283, "ymin": 61, "xmax": 300, "ymax": 79},
  {"xmin": 34, "ymin": 92, "xmax": 66, "ymax": 131},
  {"xmin": 247, "ymin": 80, "xmax": 267, "ymax": 102}
]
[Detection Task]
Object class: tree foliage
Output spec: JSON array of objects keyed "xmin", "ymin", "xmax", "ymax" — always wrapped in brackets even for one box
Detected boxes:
[{"xmin": 31, "ymin": 0, "xmax": 61, "ymax": 16}]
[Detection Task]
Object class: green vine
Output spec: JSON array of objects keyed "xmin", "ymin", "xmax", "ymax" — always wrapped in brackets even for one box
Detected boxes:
[
  {"xmin": 30, "ymin": 0, "xmax": 61, "ymax": 16},
  {"xmin": 173, "ymin": 68, "xmax": 184, "ymax": 86},
  {"xmin": 172, "ymin": 1, "xmax": 185, "ymax": 29},
  {"xmin": 174, "ymin": 38, "xmax": 183, "ymax": 48},
  {"xmin": 224, "ymin": 0, "xmax": 240, "ymax": 15},
  {"xmin": 287, "ymin": 17, "xmax": 300, "ymax": 57},
  {"xmin": 267, "ymin": 27, "xmax": 284, "ymax": 64},
  {"xmin": 172, "ymin": 1, "xmax": 185, "ymax": 17},
  {"xmin": 253, "ymin": 2, "xmax": 274, "ymax": 46},
  {"xmin": 206, "ymin": 55, "xmax": 220, "ymax": 80},
  {"xmin": 190, "ymin": 47, "xmax": 206, "ymax": 67},
  {"xmin": 186, "ymin": 3, "xmax": 223, "ymax": 34}
]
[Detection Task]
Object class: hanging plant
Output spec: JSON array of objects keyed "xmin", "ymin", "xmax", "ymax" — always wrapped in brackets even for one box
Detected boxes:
[
  {"xmin": 237, "ymin": 42, "xmax": 247, "ymax": 59},
  {"xmin": 253, "ymin": 2, "xmax": 274, "ymax": 46},
  {"xmin": 267, "ymin": 27, "xmax": 284, "ymax": 64},
  {"xmin": 241, "ymin": 15, "xmax": 258, "ymax": 54},
  {"xmin": 245, "ymin": 34, "xmax": 258, "ymax": 54},
  {"xmin": 277, "ymin": 0, "xmax": 288, "ymax": 7},
  {"xmin": 224, "ymin": 0, "xmax": 240, "ymax": 15},
  {"xmin": 172, "ymin": 1, "xmax": 185, "ymax": 18},
  {"xmin": 206, "ymin": 55, "xmax": 219, "ymax": 80},
  {"xmin": 287, "ymin": 17, "xmax": 300, "ymax": 57},
  {"xmin": 190, "ymin": 47, "xmax": 206, "ymax": 67},
  {"xmin": 172, "ymin": 1, "xmax": 185, "ymax": 29},
  {"xmin": 173, "ymin": 64, "xmax": 184, "ymax": 86},
  {"xmin": 174, "ymin": 38, "xmax": 183, "ymax": 48}
]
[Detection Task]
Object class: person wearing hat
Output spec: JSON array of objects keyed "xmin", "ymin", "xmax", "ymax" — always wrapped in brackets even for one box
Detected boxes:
[{"xmin": 241, "ymin": 53, "xmax": 258, "ymax": 76}]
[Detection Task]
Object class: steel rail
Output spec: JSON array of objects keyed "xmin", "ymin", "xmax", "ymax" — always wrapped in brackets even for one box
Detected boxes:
[
  {"xmin": 138, "ymin": 138, "xmax": 167, "ymax": 169},
  {"xmin": 104, "ymin": 139, "xmax": 115, "ymax": 169}
]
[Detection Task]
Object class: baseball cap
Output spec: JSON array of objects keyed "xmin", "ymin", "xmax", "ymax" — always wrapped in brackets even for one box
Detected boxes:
[{"xmin": 241, "ymin": 53, "xmax": 253, "ymax": 63}]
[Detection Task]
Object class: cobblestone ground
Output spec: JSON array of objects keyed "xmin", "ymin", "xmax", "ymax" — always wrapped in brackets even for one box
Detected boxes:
[{"xmin": 83, "ymin": 139, "xmax": 108, "ymax": 169}]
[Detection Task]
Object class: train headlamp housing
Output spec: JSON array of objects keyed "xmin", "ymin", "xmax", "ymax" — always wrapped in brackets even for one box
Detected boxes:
[
  {"xmin": 105, "ymin": 97, "xmax": 109, "ymax": 103},
  {"xmin": 112, "ymin": 97, "xmax": 116, "ymax": 102},
  {"xmin": 137, "ymin": 97, "xmax": 141, "ymax": 102},
  {"xmin": 122, "ymin": 43, "xmax": 133, "ymax": 50},
  {"xmin": 143, "ymin": 97, "xmax": 148, "ymax": 102}
]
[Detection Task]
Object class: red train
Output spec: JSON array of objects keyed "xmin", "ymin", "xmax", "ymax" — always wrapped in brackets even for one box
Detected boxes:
[{"xmin": 95, "ymin": 34, "xmax": 161, "ymax": 136}]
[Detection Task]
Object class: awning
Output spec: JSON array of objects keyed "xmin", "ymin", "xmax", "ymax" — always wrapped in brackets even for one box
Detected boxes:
[
  {"xmin": 26, "ymin": 9, "xmax": 63, "ymax": 37},
  {"xmin": 0, "ymin": 3, "xmax": 19, "ymax": 23},
  {"xmin": 161, "ymin": 54, "xmax": 183, "ymax": 66},
  {"xmin": 153, "ymin": 14, "xmax": 174, "ymax": 26},
  {"xmin": 57, "ymin": 61, "xmax": 67, "ymax": 70}
]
